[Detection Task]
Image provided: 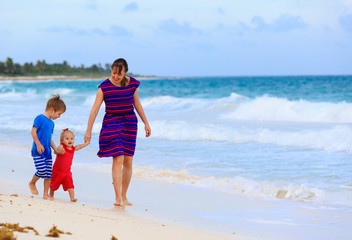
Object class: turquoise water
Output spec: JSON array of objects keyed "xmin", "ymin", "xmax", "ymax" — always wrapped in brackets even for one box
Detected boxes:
[
  {"xmin": 0, "ymin": 75, "xmax": 352, "ymax": 207},
  {"xmin": 140, "ymin": 76, "xmax": 352, "ymax": 102}
]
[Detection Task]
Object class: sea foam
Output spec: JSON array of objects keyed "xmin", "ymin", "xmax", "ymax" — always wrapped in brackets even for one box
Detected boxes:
[
  {"xmin": 73, "ymin": 163, "xmax": 352, "ymax": 207},
  {"xmin": 146, "ymin": 120, "xmax": 352, "ymax": 153}
]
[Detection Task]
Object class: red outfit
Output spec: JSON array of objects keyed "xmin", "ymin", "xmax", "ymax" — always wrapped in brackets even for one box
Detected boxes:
[{"xmin": 50, "ymin": 143, "xmax": 75, "ymax": 191}]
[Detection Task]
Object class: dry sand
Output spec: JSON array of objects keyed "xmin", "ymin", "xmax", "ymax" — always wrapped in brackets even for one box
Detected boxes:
[{"xmin": 0, "ymin": 193, "xmax": 234, "ymax": 240}]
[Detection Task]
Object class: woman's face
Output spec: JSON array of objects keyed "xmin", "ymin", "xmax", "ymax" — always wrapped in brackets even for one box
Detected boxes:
[{"xmin": 110, "ymin": 66, "xmax": 126, "ymax": 85}]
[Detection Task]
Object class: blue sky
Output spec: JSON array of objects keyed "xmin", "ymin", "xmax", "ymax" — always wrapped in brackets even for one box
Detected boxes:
[{"xmin": 1, "ymin": 0, "xmax": 352, "ymax": 76}]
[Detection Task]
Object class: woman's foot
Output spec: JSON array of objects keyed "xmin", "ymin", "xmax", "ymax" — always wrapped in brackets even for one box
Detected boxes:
[
  {"xmin": 71, "ymin": 198, "xmax": 78, "ymax": 202},
  {"xmin": 123, "ymin": 198, "xmax": 133, "ymax": 206},
  {"xmin": 114, "ymin": 201, "xmax": 124, "ymax": 207}
]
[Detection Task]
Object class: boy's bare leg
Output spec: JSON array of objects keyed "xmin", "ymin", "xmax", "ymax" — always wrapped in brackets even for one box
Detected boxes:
[
  {"xmin": 68, "ymin": 189, "xmax": 77, "ymax": 202},
  {"xmin": 28, "ymin": 175, "xmax": 39, "ymax": 195},
  {"xmin": 49, "ymin": 189, "xmax": 55, "ymax": 200},
  {"xmin": 122, "ymin": 155, "xmax": 133, "ymax": 206},
  {"xmin": 43, "ymin": 178, "xmax": 52, "ymax": 200},
  {"xmin": 112, "ymin": 155, "xmax": 123, "ymax": 206}
]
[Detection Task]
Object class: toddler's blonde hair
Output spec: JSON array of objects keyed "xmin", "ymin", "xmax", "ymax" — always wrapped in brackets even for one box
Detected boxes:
[{"xmin": 60, "ymin": 128, "xmax": 74, "ymax": 143}]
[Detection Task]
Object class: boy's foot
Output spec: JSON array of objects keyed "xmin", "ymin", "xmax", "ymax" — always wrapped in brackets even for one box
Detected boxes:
[
  {"xmin": 71, "ymin": 198, "xmax": 78, "ymax": 202},
  {"xmin": 43, "ymin": 195, "xmax": 53, "ymax": 201},
  {"xmin": 123, "ymin": 198, "xmax": 133, "ymax": 206},
  {"xmin": 28, "ymin": 182, "xmax": 39, "ymax": 195}
]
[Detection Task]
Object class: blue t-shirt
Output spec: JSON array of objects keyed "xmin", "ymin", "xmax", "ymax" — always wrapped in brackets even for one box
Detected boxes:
[{"xmin": 31, "ymin": 114, "xmax": 54, "ymax": 158}]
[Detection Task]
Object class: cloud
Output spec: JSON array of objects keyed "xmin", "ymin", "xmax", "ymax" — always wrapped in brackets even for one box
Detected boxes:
[
  {"xmin": 339, "ymin": 13, "xmax": 352, "ymax": 32},
  {"xmin": 251, "ymin": 15, "xmax": 307, "ymax": 32},
  {"xmin": 123, "ymin": 2, "xmax": 139, "ymax": 12},
  {"xmin": 0, "ymin": 29, "xmax": 11, "ymax": 35},
  {"xmin": 40, "ymin": 26, "xmax": 131, "ymax": 37},
  {"xmin": 109, "ymin": 25, "xmax": 132, "ymax": 36},
  {"xmin": 85, "ymin": 3, "xmax": 98, "ymax": 10},
  {"xmin": 158, "ymin": 18, "xmax": 202, "ymax": 35},
  {"xmin": 41, "ymin": 26, "xmax": 89, "ymax": 36},
  {"xmin": 92, "ymin": 28, "xmax": 107, "ymax": 36},
  {"xmin": 85, "ymin": 0, "xmax": 98, "ymax": 10},
  {"xmin": 232, "ymin": 14, "xmax": 307, "ymax": 35},
  {"xmin": 217, "ymin": 7, "xmax": 224, "ymax": 14}
]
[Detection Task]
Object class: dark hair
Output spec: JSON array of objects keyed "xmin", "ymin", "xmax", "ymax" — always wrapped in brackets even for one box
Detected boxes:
[
  {"xmin": 46, "ymin": 94, "xmax": 66, "ymax": 112},
  {"xmin": 111, "ymin": 58, "xmax": 129, "ymax": 87}
]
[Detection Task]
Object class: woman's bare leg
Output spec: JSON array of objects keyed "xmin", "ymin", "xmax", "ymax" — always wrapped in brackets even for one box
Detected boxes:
[
  {"xmin": 122, "ymin": 155, "xmax": 133, "ymax": 206},
  {"xmin": 112, "ymin": 155, "xmax": 124, "ymax": 206}
]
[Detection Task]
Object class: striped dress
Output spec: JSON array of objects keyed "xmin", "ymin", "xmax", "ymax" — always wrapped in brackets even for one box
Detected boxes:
[{"xmin": 97, "ymin": 77, "xmax": 140, "ymax": 157}]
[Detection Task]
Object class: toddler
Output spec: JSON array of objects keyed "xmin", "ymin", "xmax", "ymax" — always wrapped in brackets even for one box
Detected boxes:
[{"xmin": 49, "ymin": 128, "xmax": 89, "ymax": 202}]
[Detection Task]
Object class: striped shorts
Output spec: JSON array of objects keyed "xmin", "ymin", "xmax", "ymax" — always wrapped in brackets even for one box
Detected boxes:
[{"xmin": 33, "ymin": 155, "xmax": 52, "ymax": 179}]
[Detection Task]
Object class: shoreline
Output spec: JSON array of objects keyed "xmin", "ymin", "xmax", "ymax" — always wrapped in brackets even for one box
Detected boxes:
[
  {"xmin": 2, "ymin": 144, "xmax": 352, "ymax": 240},
  {"xmin": 0, "ymin": 75, "xmax": 161, "ymax": 81}
]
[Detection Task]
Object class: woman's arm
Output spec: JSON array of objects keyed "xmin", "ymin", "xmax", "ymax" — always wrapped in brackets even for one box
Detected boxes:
[
  {"xmin": 84, "ymin": 88, "xmax": 104, "ymax": 142},
  {"xmin": 133, "ymin": 89, "xmax": 151, "ymax": 137}
]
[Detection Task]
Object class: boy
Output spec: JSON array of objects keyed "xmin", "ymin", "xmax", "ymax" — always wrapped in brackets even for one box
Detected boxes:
[{"xmin": 28, "ymin": 94, "xmax": 66, "ymax": 200}]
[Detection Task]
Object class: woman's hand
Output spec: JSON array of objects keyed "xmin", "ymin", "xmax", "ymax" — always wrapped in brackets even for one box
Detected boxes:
[
  {"xmin": 145, "ymin": 123, "xmax": 151, "ymax": 137},
  {"xmin": 84, "ymin": 131, "xmax": 92, "ymax": 143}
]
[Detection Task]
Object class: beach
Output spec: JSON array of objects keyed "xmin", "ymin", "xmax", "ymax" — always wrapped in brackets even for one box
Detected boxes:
[
  {"xmin": 1, "ymin": 76, "xmax": 352, "ymax": 240},
  {"xmin": 0, "ymin": 147, "xmax": 234, "ymax": 240},
  {"xmin": 0, "ymin": 193, "xmax": 233, "ymax": 240},
  {"xmin": 0, "ymin": 147, "xmax": 259, "ymax": 240},
  {"xmin": 1, "ymin": 134, "xmax": 352, "ymax": 240}
]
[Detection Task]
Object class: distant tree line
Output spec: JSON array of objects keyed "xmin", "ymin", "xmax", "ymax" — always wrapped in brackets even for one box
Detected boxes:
[{"xmin": 0, "ymin": 57, "xmax": 112, "ymax": 76}]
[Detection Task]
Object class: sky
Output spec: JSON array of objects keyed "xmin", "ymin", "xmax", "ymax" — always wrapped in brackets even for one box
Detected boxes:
[{"xmin": 1, "ymin": 0, "xmax": 352, "ymax": 76}]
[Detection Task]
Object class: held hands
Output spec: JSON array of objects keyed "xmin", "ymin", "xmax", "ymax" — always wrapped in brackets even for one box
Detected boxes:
[
  {"xmin": 84, "ymin": 131, "xmax": 91, "ymax": 143},
  {"xmin": 54, "ymin": 145, "xmax": 65, "ymax": 155}
]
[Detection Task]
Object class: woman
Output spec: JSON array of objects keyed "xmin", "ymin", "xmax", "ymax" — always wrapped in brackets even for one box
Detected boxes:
[{"xmin": 84, "ymin": 58, "xmax": 151, "ymax": 206}]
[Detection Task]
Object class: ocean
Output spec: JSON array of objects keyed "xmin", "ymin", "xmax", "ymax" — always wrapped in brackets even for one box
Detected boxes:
[{"xmin": 1, "ymin": 75, "xmax": 352, "ymax": 209}]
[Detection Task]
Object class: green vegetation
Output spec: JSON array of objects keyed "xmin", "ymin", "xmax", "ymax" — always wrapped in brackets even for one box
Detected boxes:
[{"xmin": 0, "ymin": 57, "xmax": 111, "ymax": 77}]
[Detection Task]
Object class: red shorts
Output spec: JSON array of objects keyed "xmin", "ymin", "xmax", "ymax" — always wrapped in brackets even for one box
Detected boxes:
[{"xmin": 50, "ymin": 171, "xmax": 74, "ymax": 191}]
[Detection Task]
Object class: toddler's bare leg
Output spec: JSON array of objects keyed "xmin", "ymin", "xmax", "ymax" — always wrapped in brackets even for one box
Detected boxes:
[
  {"xmin": 28, "ymin": 175, "xmax": 39, "ymax": 195},
  {"xmin": 68, "ymin": 189, "xmax": 77, "ymax": 202}
]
